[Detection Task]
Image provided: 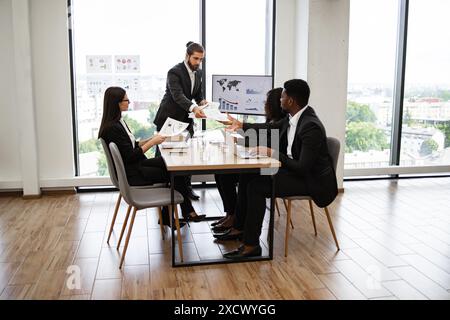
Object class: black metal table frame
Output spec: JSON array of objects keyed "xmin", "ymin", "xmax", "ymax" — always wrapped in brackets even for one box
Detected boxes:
[{"xmin": 169, "ymin": 167, "xmax": 276, "ymax": 267}]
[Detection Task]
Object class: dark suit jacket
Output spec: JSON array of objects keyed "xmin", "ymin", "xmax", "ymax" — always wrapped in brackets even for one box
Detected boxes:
[
  {"xmin": 100, "ymin": 121, "xmax": 147, "ymax": 185},
  {"xmin": 153, "ymin": 62, "xmax": 204, "ymax": 135},
  {"xmin": 243, "ymin": 106, "xmax": 338, "ymax": 207}
]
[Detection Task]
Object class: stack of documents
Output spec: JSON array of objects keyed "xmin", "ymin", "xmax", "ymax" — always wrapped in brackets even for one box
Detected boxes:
[
  {"xmin": 234, "ymin": 145, "xmax": 268, "ymax": 159},
  {"xmin": 160, "ymin": 141, "xmax": 189, "ymax": 149}
]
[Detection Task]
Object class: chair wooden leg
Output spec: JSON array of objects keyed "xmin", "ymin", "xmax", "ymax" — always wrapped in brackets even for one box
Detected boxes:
[
  {"xmin": 282, "ymin": 199, "xmax": 289, "ymax": 213},
  {"xmin": 324, "ymin": 207, "xmax": 340, "ymax": 251},
  {"xmin": 119, "ymin": 207, "xmax": 138, "ymax": 269},
  {"xmin": 157, "ymin": 207, "xmax": 165, "ymax": 240},
  {"xmin": 117, "ymin": 205, "xmax": 132, "ymax": 250},
  {"xmin": 173, "ymin": 205, "xmax": 184, "ymax": 262},
  {"xmin": 282, "ymin": 199, "xmax": 294, "ymax": 229},
  {"xmin": 275, "ymin": 199, "xmax": 281, "ymax": 217},
  {"xmin": 308, "ymin": 200, "xmax": 318, "ymax": 236},
  {"xmin": 107, "ymin": 194, "xmax": 122, "ymax": 244},
  {"xmin": 284, "ymin": 200, "xmax": 292, "ymax": 257}
]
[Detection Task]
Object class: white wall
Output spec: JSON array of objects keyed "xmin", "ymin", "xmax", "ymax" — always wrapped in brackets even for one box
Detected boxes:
[
  {"xmin": 0, "ymin": 0, "xmax": 22, "ymax": 186},
  {"xmin": 0, "ymin": 0, "xmax": 74, "ymax": 192},
  {"xmin": 274, "ymin": 0, "xmax": 296, "ymax": 87},
  {"xmin": 295, "ymin": 0, "xmax": 309, "ymax": 78},
  {"xmin": 30, "ymin": 0, "xmax": 74, "ymax": 180},
  {"xmin": 293, "ymin": 0, "xmax": 350, "ymax": 188},
  {"xmin": 0, "ymin": 0, "xmax": 349, "ymax": 193}
]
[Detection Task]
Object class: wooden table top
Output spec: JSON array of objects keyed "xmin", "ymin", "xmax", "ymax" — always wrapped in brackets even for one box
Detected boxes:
[{"xmin": 160, "ymin": 130, "xmax": 281, "ymax": 172}]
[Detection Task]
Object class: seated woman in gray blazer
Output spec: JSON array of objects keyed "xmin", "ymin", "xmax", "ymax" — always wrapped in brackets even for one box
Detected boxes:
[{"xmin": 98, "ymin": 86, "xmax": 205, "ymax": 225}]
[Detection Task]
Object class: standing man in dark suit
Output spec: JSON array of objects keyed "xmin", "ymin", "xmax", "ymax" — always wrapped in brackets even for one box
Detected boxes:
[
  {"xmin": 217, "ymin": 79, "xmax": 338, "ymax": 259},
  {"xmin": 153, "ymin": 41, "xmax": 207, "ymax": 200}
]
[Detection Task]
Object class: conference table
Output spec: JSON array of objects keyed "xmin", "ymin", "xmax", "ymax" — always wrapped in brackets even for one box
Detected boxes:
[{"xmin": 160, "ymin": 130, "xmax": 281, "ymax": 267}]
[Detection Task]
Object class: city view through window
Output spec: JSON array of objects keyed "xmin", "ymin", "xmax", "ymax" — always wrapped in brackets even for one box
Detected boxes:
[{"xmin": 346, "ymin": 0, "xmax": 450, "ymax": 169}]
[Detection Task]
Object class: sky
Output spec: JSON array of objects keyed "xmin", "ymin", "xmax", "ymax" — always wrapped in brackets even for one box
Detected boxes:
[
  {"xmin": 72, "ymin": 0, "xmax": 450, "ymax": 90},
  {"xmin": 348, "ymin": 0, "xmax": 450, "ymax": 87}
]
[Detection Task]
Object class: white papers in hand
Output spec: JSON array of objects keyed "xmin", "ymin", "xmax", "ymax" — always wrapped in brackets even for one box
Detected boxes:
[
  {"xmin": 189, "ymin": 102, "xmax": 227, "ymax": 121},
  {"xmin": 203, "ymin": 108, "xmax": 228, "ymax": 121},
  {"xmin": 201, "ymin": 102, "xmax": 220, "ymax": 110},
  {"xmin": 159, "ymin": 117, "xmax": 189, "ymax": 137}
]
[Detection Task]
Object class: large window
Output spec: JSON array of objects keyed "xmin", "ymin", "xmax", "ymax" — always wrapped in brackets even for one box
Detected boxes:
[
  {"xmin": 71, "ymin": 0, "xmax": 199, "ymax": 177},
  {"xmin": 346, "ymin": 0, "xmax": 450, "ymax": 173},
  {"xmin": 70, "ymin": 0, "xmax": 274, "ymax": 177},
  {"xmin": 345, "ymin": 0, "xmax": 399, "ymax": 169},
  {"xmin": 401, "ymin": 0, "xmax": 450, "ymax": 166}
]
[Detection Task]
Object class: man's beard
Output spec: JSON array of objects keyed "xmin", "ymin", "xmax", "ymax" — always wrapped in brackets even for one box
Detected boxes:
[{"xmin": 188, "ymin": 61, "xmax": 199, "ymax": 71}]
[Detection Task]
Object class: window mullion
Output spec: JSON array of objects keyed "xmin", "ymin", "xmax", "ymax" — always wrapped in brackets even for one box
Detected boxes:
[{"xmin": 390, "ymin": 0, "xmax": 409, "ymax": 166}]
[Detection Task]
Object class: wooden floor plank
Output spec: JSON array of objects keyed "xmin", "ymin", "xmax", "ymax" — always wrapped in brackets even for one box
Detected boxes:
[
  {"xmin": 121, "ymin": 265, "xmax": 151, "ymax": 300},
  {"xmin": 91, "ymin": 278, "xmax": 122, "ymax": 300}
]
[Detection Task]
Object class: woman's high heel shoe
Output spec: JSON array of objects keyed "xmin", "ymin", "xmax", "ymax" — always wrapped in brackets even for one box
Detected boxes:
[{"xmin": 184, "ymin": 212, "xmax": 206, "ymax": 222}]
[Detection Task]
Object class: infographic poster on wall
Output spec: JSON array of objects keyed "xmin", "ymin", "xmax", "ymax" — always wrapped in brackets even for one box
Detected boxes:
[
  {"xmin": 86, "ymin": 76, "xmax": 113, "ymax": 96},
  {"xmin": 86, "ymin": 55, "xmax": 112, "ymax": 73},
  {"xmin": 115, "ymin": 76, "xmax": 141, "ymax": 93},
  {"xmin": 114, "ymin": 55, "xmax": 140, "ymax": 73},
  {"xmin": 211, "ymin": 75, "xmax": 273, "ymax": 115}
]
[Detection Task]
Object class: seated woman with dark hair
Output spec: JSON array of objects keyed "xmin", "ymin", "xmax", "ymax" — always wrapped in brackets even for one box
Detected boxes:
[
  {"xmin": 98, "ymin": 86, "xmax": 206, "ymax": 226},
  {"xmin": 212, "ymin": 87, "xmax": 285, "ymax": 233}
]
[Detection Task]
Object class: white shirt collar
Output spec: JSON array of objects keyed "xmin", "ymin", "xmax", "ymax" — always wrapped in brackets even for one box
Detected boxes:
[
  {"xmin": 289, "ymin": 105, "xmax": 308, "ymax": 127},
  {"xmin": 119, "ymin": 117, "xmax": 136, "ymax": 146}
]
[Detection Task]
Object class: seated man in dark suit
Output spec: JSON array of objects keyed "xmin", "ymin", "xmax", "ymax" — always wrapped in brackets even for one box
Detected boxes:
[{"xmin": 217, "ymin": 79, "xmax": 338, "ymax": 259}]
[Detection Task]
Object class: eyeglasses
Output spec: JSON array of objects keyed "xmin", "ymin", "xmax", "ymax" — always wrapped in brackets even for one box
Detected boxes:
[{"xmin": 121, "ymin": 99, "xmax": 130, "ymax": 103}]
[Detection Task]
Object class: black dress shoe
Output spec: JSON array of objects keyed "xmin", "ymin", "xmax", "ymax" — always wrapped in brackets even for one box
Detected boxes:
[
  {"xmin": 223, "ymin": 245, "xmax": 262, "ymax": 259},
  {"xmin": 212, "ymin": 228, "xmax": 231, "ymax": 237},
  {"xmin": 211, "ymin": 217, "xmax": 227, "ymax": 227},
  {"xmin": 212, "ymin": 225, "xmax": 232, "ymax": 233},
  {"xmin": 213, "ymin": 229, "xmax": 243, "ymax": 241},
  {"xmin": 187, "ymin": 188, "xmax": 200, "ymax": 200}
]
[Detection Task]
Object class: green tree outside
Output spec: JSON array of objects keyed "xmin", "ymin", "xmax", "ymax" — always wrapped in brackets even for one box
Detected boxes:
[
  {"xmin": 79, "ymin": 138, "xmax": 101, "ymax": 153},
  {"xmin": 438, "ymin": 90, "xmax": 450, "ymax": 101},
  {"xmin": 437, "ymin": 121, "xmax": 450, "ymax": 148},
  {"xmin": 403, "ymin": 108, "xmax": 414, "ymax": 127},
  {"xmin": 345, "ymin": 122, "xmax": 389, "ymax": 153},
  {"xmin": 97, "ymin": 152, "xmax": 108, "ymax": 176},
  {"xmin": 345, "ymin": 101, "xmax": 388, "ymax": 153},
  {"xmin": 420, "ymin": 138, "xmax": 438, "ymax": 156},
  {"xmin": 346, "ymin": 101, "xmax": 376, "ymax": 124}
]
